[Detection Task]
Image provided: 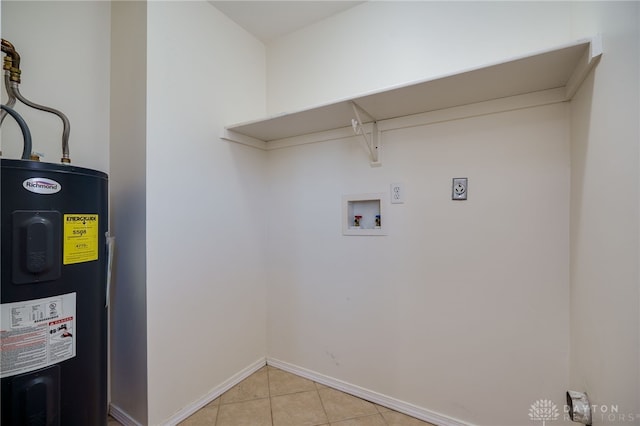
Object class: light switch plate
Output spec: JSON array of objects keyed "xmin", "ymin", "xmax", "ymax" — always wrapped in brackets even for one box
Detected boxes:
[{"xmin": 452, "ymin": 178, "xmax": 468, "ymax": 200}]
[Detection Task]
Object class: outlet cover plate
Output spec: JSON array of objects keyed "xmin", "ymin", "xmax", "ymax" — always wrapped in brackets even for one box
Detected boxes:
[
  {"xmin": 390, "ymin": 183, "xmax": 404, "ymax": 204},
  {"xmin": 452, "ymin": 178, "xmax": 468, "ymax": 200}
]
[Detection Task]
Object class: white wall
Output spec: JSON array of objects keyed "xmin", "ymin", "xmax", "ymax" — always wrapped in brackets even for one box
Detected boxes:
[
  {"xmin": 145, "ymin": 2, "xmax": 267, "ymax": 424},
  {"xmin": 264, "ymin": 2, "xmax": 638, "ymax": 425},
  {"xmin": 1, "ymin": 1, "xmax": 110, "ymax": 173},
  {"xmin": 267, "ymin": 103, "xmax": 571, "ymax": 426},
  {"xmin": 569, "ymin": 3, "xmax": 640, "ymax": 424},
  {"xmin": 266, "ymin": 1, "xmax": 571, "ymax": 115},
  {"xmin": 110, "ymin": 1, "xmax": 148, "ymax": 424}
]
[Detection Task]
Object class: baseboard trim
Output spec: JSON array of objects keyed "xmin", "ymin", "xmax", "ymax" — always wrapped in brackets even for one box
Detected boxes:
[
  {"xmin": 109, "ymin": 403, "xmax": 144, "ymax": 426},
  {"xmin": 266, "ymin": 357, "xmax": 472, "ymax": 426},
  {"xmin": 110, "ymin": 357, "xmax": 267, "ymax": 426},
  {"xmin": 111, "ymin": 357, "xmax": 472, "ymax": 426},
  {"xmin": 161, "ymin": 357, "xmax": 266, "ymax": 425}
]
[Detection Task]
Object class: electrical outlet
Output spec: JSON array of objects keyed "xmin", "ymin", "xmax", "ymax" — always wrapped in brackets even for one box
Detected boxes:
[
  {"xmin": 390, "ymin": 183, "xmax": 404, "ymax": 204},
  {"xmin": 452, "ymin": 178, "xmax": 468, "ymax": 200}
]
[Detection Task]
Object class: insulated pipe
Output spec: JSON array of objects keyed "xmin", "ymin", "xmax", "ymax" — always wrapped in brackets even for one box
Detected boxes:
[
  {"xmin": 1, "ymin": 45, "xmax": 18, "ymax": 127},
  {"xmin": 0, "ymin": 71, "xmax": 18, "ymax": 156},
  {"xmin": 1, "ymin": 104, "xmax": 33, "ymax": 160},
  {"xmin": 1, "ymin": 38, "xmax": 70, "ymax": 163},
  {"xmin": 9, "ymin": 82, "xmax": 71, "ymax": 163},
  {"xmin": 0, "ymin": 72, "xmax": 17, "ymax": 125}
]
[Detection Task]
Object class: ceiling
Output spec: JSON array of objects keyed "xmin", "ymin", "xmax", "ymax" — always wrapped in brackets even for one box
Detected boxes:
[{"xmin": 209, "ymin": 1, "xmax": 365, "ymax": 42}]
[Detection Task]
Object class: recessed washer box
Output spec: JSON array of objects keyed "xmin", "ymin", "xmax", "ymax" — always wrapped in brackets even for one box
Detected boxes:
[{"xmin": 342, "ymin": 193, "xmax": 387, "ymax": 236}]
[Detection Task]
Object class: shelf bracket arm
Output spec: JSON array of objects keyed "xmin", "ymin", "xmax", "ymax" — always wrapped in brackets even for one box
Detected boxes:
[{"xmin": 350, "ymin": 101, "xmax": 380, "ymax": 166}]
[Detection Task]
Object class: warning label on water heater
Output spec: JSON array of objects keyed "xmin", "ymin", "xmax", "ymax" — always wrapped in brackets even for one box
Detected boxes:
[
  {"xmin": 64, "ymin": 214, "xmax": 99, "ymax": 264},
  {"xmin": 0, "ymin": 292, "xmax": 76, "ymax": 378}
]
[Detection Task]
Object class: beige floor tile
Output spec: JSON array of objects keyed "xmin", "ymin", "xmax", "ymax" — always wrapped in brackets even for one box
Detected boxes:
[
  {"xmin": 220, "ymin": 367, "xmax": 269, "ymax": 404},
  {"xmin": 216, "ymin": 398, "xmax": 272, "ymax": 426},
  {"xmin": 271, "ymin": 390, "xmax": 328, "ymax": 426},
  {"xmin": 330, "ymin": 413, "xmax": 387, "ymax": 425},
  {"xmin": 107, "ymin": 416, "xmax": 123, "ymax": 426},
  {"xmin": 178, "ymin": 404, "xmax": 218, "ymax": 425},
  {"xmin": 375, "ymin": 404, "xmax": 392, "ymax": 413},
  {"xmin": 318, "ymin": 388, "xmax": 378, "ymax": 422},
  {"xmin": 268, "ymin": 367, "xmax": 316, "ymax": 396},
  {"xmin": 154, "ymin": 368, "xmax": 436, "ymax": 426},
  {"xmin": 381, "ymin": 410, "xmax": 437, "ymax": 426}
]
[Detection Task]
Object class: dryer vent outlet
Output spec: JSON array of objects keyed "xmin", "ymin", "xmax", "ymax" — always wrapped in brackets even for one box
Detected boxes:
[{"xmin": 566, "ymin": 390, "xmax": 592, "ymax": 425}]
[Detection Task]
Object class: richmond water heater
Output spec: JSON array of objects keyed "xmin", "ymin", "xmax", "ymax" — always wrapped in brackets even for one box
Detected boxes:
[
  {"xmin": 1, "ymin": 38, "xmax": 109, "ymax": 426},
  {"xmin": 1, "ymin": 159, "xmax": 109, "ymax": 426}
]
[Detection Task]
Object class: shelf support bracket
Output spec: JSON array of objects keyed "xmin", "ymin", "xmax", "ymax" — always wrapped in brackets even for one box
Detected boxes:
[{"xmin": 350, "ymin": 101, "xmax": 381, "ymax": 166}]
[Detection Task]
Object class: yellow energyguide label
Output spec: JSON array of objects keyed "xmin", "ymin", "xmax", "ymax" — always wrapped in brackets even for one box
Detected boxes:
[{"xmin": 63, "ymin": 214, "xmax": 99, "ymax": 264}]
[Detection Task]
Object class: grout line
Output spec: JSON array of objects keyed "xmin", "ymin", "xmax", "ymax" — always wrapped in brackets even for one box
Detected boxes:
[
  {"xmin": 212, "ymin": 402, "xmax": 219, "ymax": 426},
  {"xmin": 271, "ymin": 388, "xmax": 322, "ymax": 398},
  {"xmin": 217, "ymin": 396, "xmax": 271, "ymax": 406},
  {"xmin": 267, "ymin": 358, "xmax": 454, "ymax": 425},
  {"xmin": 267, "ymin": 366, "xmax": 274, "ymax": 426},
  {"xmin": 316, "ymin": 382, "xmax": 330, "ymax": 425},
  {"xmin": 201, "ymin": 366, "xmax": 425, "ymax": 426},
  {"xmin": 377, "ymin": 404, "xmax": 390, "ymax": 426},
  {"xmin": 329, "ymin": 412, "xmax": 388, "ymax": 424},
  {"xmin": 337, "ymin": 412, "xmax": 390, "ymax": 425},
  {"xmin": 213, "ymin": 392, "xmax": 220, "ymax": 426}
]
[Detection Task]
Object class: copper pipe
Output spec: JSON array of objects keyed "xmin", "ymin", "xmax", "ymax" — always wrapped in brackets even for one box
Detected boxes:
[
  {"xmin": 3, "ymin": 54, "xmax": 12, "ymax": 71},
  {"xmin": 1, "ymin": 39, "xmax": 21, "ymax": 83},
  {"xmin": 1, "ymin": 39, "xmax": 20, "ymax": 69}
]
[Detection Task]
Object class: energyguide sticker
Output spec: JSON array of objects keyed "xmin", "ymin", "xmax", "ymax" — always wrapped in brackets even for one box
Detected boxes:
[{"xmin": 63, "ymin": 214, "xmax": 99, "ymax": 264}]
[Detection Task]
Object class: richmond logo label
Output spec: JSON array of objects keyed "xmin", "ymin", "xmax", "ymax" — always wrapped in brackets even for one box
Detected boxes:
[{"xmin": 23, "ymin": 177, "xmax": 62, "ymax": 194}]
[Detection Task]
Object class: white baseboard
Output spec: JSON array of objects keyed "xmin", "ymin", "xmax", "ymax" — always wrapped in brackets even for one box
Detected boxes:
[
  {"xmin": 111, "ymin": 357, "xmax": 471, "ymax": 426},
  {"xmin": 109, "ymin": 403, "xmax": 144, "ymax": 426},
  {"xmin": 266, "ymin": 357, "xmax": 472, "ymax": 426},
  {"xmin": 163, "ymin": 357, "xmax": 267, "ymax": 425},
  {"xmin": 110, "ymin": 357, "xmax": 267, "ymax": 426}
]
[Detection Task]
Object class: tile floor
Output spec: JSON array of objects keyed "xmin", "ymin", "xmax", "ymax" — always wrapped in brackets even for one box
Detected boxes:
[{"xmin": 109, "ymin": 366, "xmax": 436, "ymax": 426}]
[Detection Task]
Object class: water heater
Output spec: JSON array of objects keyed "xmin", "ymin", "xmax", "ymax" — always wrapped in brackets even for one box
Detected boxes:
[
  {"xmin": 1, "ymin": 38, "xmax": 108, "ymax": 426},
  {"xmin": 1, "ymin": 159, "xmax": 109, "ymax": 426}
]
